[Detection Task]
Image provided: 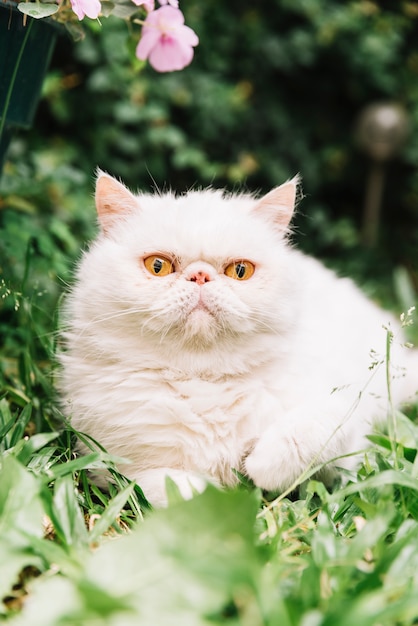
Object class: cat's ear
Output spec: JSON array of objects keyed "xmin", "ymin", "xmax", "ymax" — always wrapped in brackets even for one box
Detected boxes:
[
  {"xmin": 252, "ymin": 175, "xmax": 301, "ymax": 231},
  {"xmin": 95, "ymin": 170, "xmax": 139, "ymax": 232}
]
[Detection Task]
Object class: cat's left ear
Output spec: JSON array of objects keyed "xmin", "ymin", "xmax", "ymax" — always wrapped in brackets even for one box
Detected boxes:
[
  {"xmin": 95, "ymin": 170, "xmax": 139, "ymax": 232},
  {"xmin": 252, "ymin": 175, "xmax": 301, "ymax": 231}
]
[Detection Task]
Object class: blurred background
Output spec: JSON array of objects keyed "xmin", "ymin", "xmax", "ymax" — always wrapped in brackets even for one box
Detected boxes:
[{"xmin": 1, "ymin": 0, "xmax": 418, "ymax": 326}]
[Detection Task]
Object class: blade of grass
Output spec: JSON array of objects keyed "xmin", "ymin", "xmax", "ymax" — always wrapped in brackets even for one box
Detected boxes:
[{"xmin": 88, "ymin": 482, "xmax": 137, "ymax": 543}]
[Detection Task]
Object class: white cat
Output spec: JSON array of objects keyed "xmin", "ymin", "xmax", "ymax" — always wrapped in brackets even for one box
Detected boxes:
[{"xmin": 60, "ymin": 172, "xmax": 418, "ymax": 506}]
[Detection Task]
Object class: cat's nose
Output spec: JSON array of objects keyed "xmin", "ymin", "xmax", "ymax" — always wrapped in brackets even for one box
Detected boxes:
[{"xmin": 188, "ymin": 270, "xmax": 211, "ymax": 285}]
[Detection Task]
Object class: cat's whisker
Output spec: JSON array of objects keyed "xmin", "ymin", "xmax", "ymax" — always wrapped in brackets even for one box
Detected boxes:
[
  {"xmin": 86, "ymin": 307, "xmax": 148, "ymax": 325},
  {"xmin": 63, "ymin": 308, "xmax": 150, "ymax": 343}
]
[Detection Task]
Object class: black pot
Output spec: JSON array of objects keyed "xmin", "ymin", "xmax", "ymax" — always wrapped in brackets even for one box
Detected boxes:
[{"xmin": 0, "ymin": 0, "xmax": 59, "ymax": 171}]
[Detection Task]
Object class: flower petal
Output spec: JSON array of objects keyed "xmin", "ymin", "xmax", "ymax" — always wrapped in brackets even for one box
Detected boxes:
[
  {"xmin": 153, "ymin": 5, "xmax": 185, "ymax": 28},
  {"xmin": 177, "ymin": 23, "xmax": 199, "ymax": 47},
  {"xmin": 136, "ymin": 28, "xmax": 162, "ymax": 60},
  {"xmin": 70, "ymin": 0, "xmax": 101, "ymax": 19},
  {"xmin": 148, "ymin": 37, "xmax": 194, "ymax": 72}
]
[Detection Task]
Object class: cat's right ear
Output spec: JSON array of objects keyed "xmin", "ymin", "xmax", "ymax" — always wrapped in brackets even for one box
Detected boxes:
[
  {"xmin": 252, "ymin": 174, "xmax": 301, "ymax": 232},
  {"xmin": 95, "ymin": 170, "xmax": 139, "ymax": 232}
]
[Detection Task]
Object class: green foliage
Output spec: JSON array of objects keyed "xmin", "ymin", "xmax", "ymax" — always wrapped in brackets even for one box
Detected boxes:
[{"xmin": 0, "ymin": 146, "xmax": 96, "ymax": 432}]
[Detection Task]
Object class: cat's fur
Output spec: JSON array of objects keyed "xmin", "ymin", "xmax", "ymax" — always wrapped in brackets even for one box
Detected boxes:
[{"xmin": 60, "ymin": 172, "xmax": 418, "ymax": 506}]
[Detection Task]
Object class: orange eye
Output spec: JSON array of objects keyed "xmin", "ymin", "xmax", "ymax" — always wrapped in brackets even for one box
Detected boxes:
[
  {"xmin": 144, "ymin": 255, "xmax": 174, "ymax": 277},
  {"xmin": 224, "ymin": 261, "xmax": 255, "ymax": 281}
]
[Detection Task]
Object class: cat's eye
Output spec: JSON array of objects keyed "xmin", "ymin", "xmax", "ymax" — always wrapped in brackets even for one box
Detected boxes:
[
  {"xmin": 224, "ymin": 260, "xmax": 255, "ymax": 281},
  {"xmin": 144, "ymin": 255, "xmax": 175, "ymax": 277}
]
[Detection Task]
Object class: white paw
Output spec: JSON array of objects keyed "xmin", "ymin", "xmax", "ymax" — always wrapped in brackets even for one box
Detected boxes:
[
  {"xmin": 167, "ymin": 470, "xmax": 209, "ymax": 501},
  {"xmin": 136, "ymin": 468, "xmax": 209, "ymax": 507},
  {"xmin": 245, "ymin": 421, "xmax": 344, "ymax": 493},
  {"xmin": 245, "ymin": 432, "xmax": 306, "ymax": 492}
]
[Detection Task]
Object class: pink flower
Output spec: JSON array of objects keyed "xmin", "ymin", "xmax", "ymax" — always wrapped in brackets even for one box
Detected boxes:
[
  {"xmin": 131, "ymin": 0, "xmax": 155, "ymax": 11},
  {"xmin": 70, "ymin": 0, "xmax": 101, "ymax": 19},
  {"xmin": 136, "ymin": 5, "xmax": 198, "ymax": 72}
]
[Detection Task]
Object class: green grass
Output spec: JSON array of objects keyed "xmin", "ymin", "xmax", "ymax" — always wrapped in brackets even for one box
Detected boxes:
[{"xmin": 1, "ymin": 158, "xmax": 418, "ymax": 625}]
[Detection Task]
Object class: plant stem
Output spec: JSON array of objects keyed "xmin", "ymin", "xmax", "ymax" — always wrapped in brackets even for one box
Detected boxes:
[
  {"xmin": 385, "ymin": 326, "xmax": 398, "ymax": 456},
  {"xmin": 0, "ymin": 16, "xmax": 34, "ymax": 142}
]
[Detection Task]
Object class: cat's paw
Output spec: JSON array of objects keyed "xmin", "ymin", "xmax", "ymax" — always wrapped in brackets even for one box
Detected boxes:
[
  {"xmin": 165, "ymin": 469, "xmax": 210, "ymax": 502},
  {"xmin": 244, "ymin": 430, "xmax": 314, "ymax": 493},
  {"xmin": 137, "ymin": 468, "xmax": 210, "ymax": 507}
]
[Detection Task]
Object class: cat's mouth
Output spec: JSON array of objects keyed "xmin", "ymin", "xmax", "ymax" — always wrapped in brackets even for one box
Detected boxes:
[
  {"xmin": 187, "ymin": 289, "xmax": 216, "ymax": 316},
  {"xmin": 181, "ymin": 295, "xmax": 221, "ymax": 344},
  {"xmin": 190, "ymin": 301, "xmax": 211, "ymax": 313},
  {"xmin": 187, "ymin": 303, "xmax": 215, "ymax": 323}
]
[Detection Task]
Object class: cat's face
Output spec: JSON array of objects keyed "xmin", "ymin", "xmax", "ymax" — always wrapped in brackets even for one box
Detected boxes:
[{"xmin": 78, "ymin": 173, "xmax": 299, "ymax": 351}]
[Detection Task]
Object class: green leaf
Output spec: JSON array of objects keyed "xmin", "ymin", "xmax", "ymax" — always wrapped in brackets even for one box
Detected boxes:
[
  {"xmin": 0, "ymin": 397, "xmax": 14, "ymax": 445},
  {"xmin": 107, "ymin": 2, "xmax": 138, "ymax": 19},
  {"xmin": 50, "ymin": 475, "xmax": 89, "ymax": 549},
  {"xmin": 7, "ymin": 488, "xmax": 263, "ymax": 624},
  {"xmin": 84, "ymin": 487, "xmax": 262, "ymax": 622},
  {"xmin": 17, "ymin": 2, "xmax": 59, "ymax": 18},
  {"xmin": 8, "ymin": 403, "xmax": 32, "ymax": 447},
  {"xmin": 45, "ymin": 451, "xmax": 118, "ymax": 479},
  {"xmin": 6, "ymin": 576, "xmax": 84, "ymax": 626},
  {"xmin": 0, "ymin": 456, "xmax": 44, "ymax": 543},
  {"xmin": 100, "ymin": 0, "xmax": 115, "ymax": 16},
  {"xmin": 14, "ymin": 431, "xmax": 60, "ymax": 465},
  {"xmin": 331, "ymin": 469, "xmax": 418, "ymax": 500},
  {"xmin": 0, "ymin": 456, "xmax": 44, "ymax": 602},
  {"xmin": 0, "ymin": 547, "xmax": 43, "ymax": 615}
]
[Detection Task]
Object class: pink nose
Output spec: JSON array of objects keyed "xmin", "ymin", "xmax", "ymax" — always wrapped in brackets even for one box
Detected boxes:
[{"xmin": 188, "ymin": 271, "xmax": 211, "ymax": 285}]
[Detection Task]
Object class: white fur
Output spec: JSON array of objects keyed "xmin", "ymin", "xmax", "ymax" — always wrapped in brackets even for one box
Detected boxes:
[{"xmin": 59, "ymin": 175, "xmax": 418, "ymax": 506}]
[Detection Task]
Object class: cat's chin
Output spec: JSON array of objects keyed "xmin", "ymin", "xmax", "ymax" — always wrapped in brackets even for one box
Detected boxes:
[{"xmin": 182, "ymin": 308, "xmax": 220, "ymax": 346}]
